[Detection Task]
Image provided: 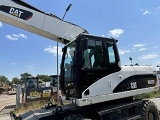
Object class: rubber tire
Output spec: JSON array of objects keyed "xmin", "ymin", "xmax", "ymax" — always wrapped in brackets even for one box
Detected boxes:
[{"xmin": 142, "ymin": 100, "xmax": 159, "ymax": 120}]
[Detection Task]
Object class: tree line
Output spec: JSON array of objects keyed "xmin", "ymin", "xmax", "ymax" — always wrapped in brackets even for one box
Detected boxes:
[{"xmin": 0, "ymin": 72, "xmax": 52, "ymax": 85}]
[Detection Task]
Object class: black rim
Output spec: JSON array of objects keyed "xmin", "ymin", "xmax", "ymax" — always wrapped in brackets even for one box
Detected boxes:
[{"xmin": 148, "ymin": 111, "xmax": 154, "ymax": 120}]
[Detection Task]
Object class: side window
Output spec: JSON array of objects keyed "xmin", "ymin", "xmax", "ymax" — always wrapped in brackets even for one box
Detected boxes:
[
  {"xmin": 108, "ymin": 44, "xmax": 116, "ymax": 63},
  {"xmin": 63, "ymin": 42, "xmax": 75, "ymax": 88},
  {"xmin": 64, "ymin": 47, "xmax": 75, "ymax": 80},
  {"xmin": 107, "ymin": 43, "xmax": 121, "ymax": 73},
  {"xmin": 65, "ymin": 47, "xmax": 75, "ymax": 66}
]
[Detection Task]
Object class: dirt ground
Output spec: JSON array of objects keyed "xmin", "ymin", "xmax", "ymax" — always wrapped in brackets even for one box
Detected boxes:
[
  {"xmin": 0, "ymin": 94, "xmax": 16, "ymax": 120},
  {"xmin": 0, "ymin": 94, "xmax": 16, "ymax": 110}
]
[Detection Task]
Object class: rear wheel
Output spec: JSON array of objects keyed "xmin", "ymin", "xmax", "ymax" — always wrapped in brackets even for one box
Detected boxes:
[{"xmin": 141, "ymin": 100, "xmax": 159, "ymax": 120}]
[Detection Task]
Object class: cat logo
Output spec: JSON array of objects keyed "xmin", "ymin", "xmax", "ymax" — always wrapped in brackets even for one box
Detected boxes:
[
  {"xmin": 130, "ymin": 82, "xmax": 137, "ymax": 89},
  {"xmin": 9, "ymin": 7, "xmax": 23, "ymax": 18},
  {"xmin": 0, "ymin": 5, "xmax": 33, "ymax": 20}
]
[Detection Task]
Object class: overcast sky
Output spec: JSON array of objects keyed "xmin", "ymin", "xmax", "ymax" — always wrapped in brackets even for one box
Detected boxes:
[{"xmin": 0, "ymin": 0, "xmax": 160, "ymax": 81}]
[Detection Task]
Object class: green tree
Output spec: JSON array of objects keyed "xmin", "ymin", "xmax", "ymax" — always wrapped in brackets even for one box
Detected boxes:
[
  {"xmin": 135, "ymin": 63, "xmax": 139, "ymax": 66},
  {"xmin": 20, "ymin": 72, "xmax": 32, "ymax": 84},
  {"xmin": 0, "ymin": 75, "xmax": 10, "ymax": 85},
  {"xmin": 36, "ymin": 74, "xmax": 51, "ymax": 82},
  {"xmin": 12, "ymin": 77, "xmax": 20, "ymax": 84}
]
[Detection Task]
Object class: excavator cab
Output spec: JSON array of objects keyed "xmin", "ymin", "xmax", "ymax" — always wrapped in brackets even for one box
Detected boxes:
[{"xmin": 60, "ymin": 34, "xmax": 121, "ymax": 99}]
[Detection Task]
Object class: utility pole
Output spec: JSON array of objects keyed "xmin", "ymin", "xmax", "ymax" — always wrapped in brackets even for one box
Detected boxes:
[{"xmin": 57, "ymin": 3, "xmax": 72, "ymax": 102}]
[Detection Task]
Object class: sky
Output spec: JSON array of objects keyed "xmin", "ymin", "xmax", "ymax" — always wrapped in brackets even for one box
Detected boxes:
[{"xmin": 0, "ymin": 0, "xmax": 160, "ymax": 81}]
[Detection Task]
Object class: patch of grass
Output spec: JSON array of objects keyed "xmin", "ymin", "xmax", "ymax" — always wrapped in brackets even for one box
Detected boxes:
[
  {"xmin": 14, "ymin": 100, "xmax": 52, "ymax": 115},
  {"xmin": 13, "ymin": 98, "xmax": 65, "ymax": 116},
  {"xmin": 134, "ymin": 90, "xmax": 160, "ymax": 100}
]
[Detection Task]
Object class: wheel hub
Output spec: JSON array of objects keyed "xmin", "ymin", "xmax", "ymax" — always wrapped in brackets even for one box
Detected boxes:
[{"xmin": 148, "ymin": 112, "xmax": 154, "ymax": 120}]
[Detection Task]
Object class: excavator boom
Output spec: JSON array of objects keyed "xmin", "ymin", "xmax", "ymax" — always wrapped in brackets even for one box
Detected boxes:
[{"xmin": 0, "ymin": 0, "xmax": 88, "ymax": 44}]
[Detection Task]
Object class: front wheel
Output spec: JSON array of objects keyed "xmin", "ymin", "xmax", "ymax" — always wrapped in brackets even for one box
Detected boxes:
[{"xmin": 141, "ymin": 100, "xmax": 159, "ymax": 120}]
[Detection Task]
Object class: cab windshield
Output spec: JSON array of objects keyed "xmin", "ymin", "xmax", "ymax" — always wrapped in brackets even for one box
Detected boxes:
[{"xmin": 83, "ymin": 40, "xmax": 104, "ymax": 69}]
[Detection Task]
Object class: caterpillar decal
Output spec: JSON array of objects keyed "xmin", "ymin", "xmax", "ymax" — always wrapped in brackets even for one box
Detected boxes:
[
  {"xmin": 0, "ymin": 5, "xmax": 32, "ymax": 20},
  {"xmin": 113, "ymin": 74, "xmax": 157, "ymax": 93}
]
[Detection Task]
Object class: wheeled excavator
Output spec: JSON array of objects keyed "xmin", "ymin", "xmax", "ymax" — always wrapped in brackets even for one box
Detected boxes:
[{"xmin": 0, "ymin": 0, "xmax": 159, "ymax": 119}]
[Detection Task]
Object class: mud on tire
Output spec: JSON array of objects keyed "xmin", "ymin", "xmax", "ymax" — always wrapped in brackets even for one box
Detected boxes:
[{"xmin": 141, "ymin": 100, "xmax": 159, "ymax": 120}]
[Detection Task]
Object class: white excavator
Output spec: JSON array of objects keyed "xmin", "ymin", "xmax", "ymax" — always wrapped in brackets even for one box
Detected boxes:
[{"xmin": 0, "ymin": 0, "xmax": 159, "ymax": 120}]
